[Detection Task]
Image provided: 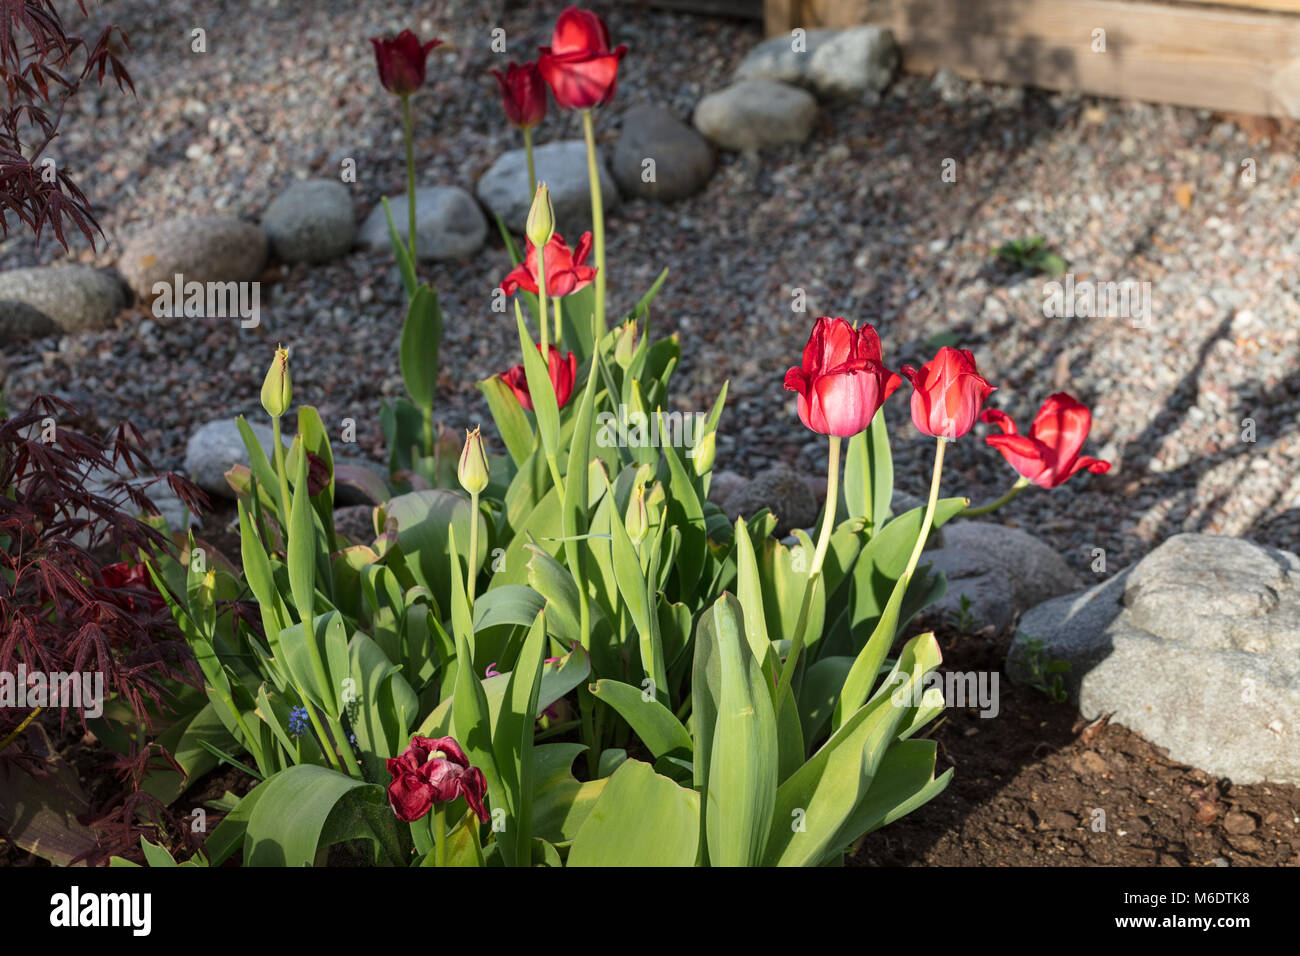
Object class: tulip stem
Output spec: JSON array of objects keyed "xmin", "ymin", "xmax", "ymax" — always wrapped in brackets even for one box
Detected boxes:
[
  {"xmin": 537, "ymin": 234, "xmax": 549, "ymax": 355},
  {"xmin": 581, "ymin": 109, "xmax": 606, "ymax": 340},
  {"xmin": 963, "ymin": 476, "xmax": 1030, "ymax": 517},
  {"xmin": 900, "ymin": 438, "xmax": 948, "ymax": 586},
  {"xmin": 401, "ymin": 94, "xmax": 418, "ymax": 264},
  {"xmin": 552, "ymin": 295, "xmax": 563, "ymax": 347},
  {"xmin": 775, "ymin": 435, "xmax": 841, "ymax": 704},
  {"xmin": 523, "ymin": 126, "xmax": 537, "ymax": 199},
  {"xmin": 0, "ymin": 706, "xmax": 41, "ymax": 755},
  {"xmin": 433, "ymin": 805, "xmax": 447, "ymax": 867},
  {"xmin": 467, "ymin": 490, "xmax": 480, "ymax": 607},
  {"xmin": 270, "ymin": 415, "xmax": 291, "ymax": 527}
]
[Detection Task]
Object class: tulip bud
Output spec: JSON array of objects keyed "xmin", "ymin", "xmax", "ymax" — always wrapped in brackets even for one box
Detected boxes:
[
  {"xmin": 691, "ymin": 429, "xmax": 716, "ymax": 477},
  {"xmin": 261, "ymin": 345, "xmax": 292, "ymax": 419},
  {"xmin": 625, "ymin": 483, "xmax": 648, "ymax": 545},
  {"xmin": 458, "ymin": 426, "xmax": 490, "ymax": 495},
  {"xmin": 526, "ymin": 181, "xmax": 555, "ymax": 249},
  {"xmin": 614, "ymin": 319, "xmax": 638, "ymax": 369}
]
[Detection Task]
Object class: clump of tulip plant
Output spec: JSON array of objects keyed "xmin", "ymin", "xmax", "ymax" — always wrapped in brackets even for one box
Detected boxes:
[{"xmin": 129, "ymin": 5, "xmax": 1110, "ymax": 868}]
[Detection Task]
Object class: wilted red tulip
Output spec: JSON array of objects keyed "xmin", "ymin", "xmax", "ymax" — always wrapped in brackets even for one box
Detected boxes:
[
  {"xmin": 501, "ymin": 345, "xmax": 578, "ymax": 411},
  {"xmin": 491, "ymin": 61, "xmax": 547, "ymax": 129},
  {"xmin": 101, "ymin": 561, "xmax": 165, "ymax": 614},
  {"xmin": 981, "ymin": 393, "xmax": 1111, "ymax": 488},
  {"xmin": 537, "ymin": 6, "xmax": 627, "ymax": 110},
  {"xmin": 500, "ymin": 232, "xmax": 596, "ymax": 298},
  {"xmin": 385, "ymin": 736, "xmax": 489, "ymax": 823},
  {"xmin": 783, "ymin": 317, "xmax": 901, "ymax": 437},
  {"xmin": 370, "ymin": 29, "xmax": 442, "ymax": 97},
  {"xmin": 900, "ymin": 347, "xmax": 996, "ymax": 439}
]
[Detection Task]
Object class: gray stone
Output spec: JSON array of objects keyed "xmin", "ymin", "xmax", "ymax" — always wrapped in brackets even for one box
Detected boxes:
[
  {"xmin": 924, "ymin": 521, "xmax": 1082, "ymax": 634},
  {"xmin": 84, "ymin": 466, "xmax": 199, "ymax": 533},
  {"xmin": 183, "ymin": 419, "xmax": 287, "ymax": 498},
  {"xmin": 357, "ymin": 185, "xmax": 487, "ymax": 261},
  {"xmin": 476, "ymin": 140, "xmax": 620, "ymax": 234},
  {"xmin": 611, "ymin": 105, "xmax": 714, "ymax": 201},
  {"xmin": 693, "ymin": 81, "xmax": 817, "ymax": 152},
  {"xmin": 119, "ymin": 216, "xmax": 267, "ymax": 301},
  {"xmin": 262, "ymin": 178, "xmax": 356, "ymax": 263},
  {"xmin": 1009, "ymin": 534, "xmax": 1300, "ymax": 785},
  {"xmin": 0, "ymin": 266, "xmax": 126, "ymax": 334},
  {"xmin": 725, "ymin": 464, "xmax": 819, "ymax": 537},
  {"xmin": 931, "ymin": 67, "xmax": 967, "ymax": 105},
  {"xmin": 708, "ymin": 469, "xmax": 747, "ymax": 508},
  {"xmin": 809, "ymin": 27, "xmax": 898, "ymax": 100},
  {"xmin": 0, "ymin": 300, "xmax": 60, "ymax": 343},
  {"xmin": 735, "ymin": 26, "xmax": 898, "ymax": 100}
]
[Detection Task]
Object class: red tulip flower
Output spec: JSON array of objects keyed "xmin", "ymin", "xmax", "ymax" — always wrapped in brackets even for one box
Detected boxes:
[
  {"xmin": 783, "ymin": 317, "xmax": 901, "ymax": 437},
  {"xmin": 385, "ymin": 736, "xmax": 489, "ymax": 823},
  {"xmin": 501, "ymin": 345, "xmax": 579, "ymax": 411},
  {"xmin": 537, "ymin": 6, "xmax": 627, "ymax": 110},
  {"xmin": 500, "ymin": 232, "xmax": 596, "ymax": 298},
  {"xmin": 101, "ymin": 561, "xmax": 166, "ymax": 614},
  {"xmin": 370, "ymin": 29, "xmax": 442, "ymax": 96},
  {"xmin": 981, "ymin": 393, "xmax": 1112, "ymax": 488},
  {"xmin": 491, "ymin": 61, "xmax": 547, "ymax": 129},
  {"xmin": 900, "ymin": 347, "xmax": 996, "ymax": 439}
]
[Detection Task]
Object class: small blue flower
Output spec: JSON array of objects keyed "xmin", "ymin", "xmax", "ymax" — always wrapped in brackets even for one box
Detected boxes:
[{"xmin": 288, "ymin": 705, "xmax": 309, "ymax": 738}]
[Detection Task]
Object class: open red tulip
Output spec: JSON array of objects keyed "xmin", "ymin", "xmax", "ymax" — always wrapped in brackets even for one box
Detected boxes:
[
  {"xmin": 500, "ymin": 232, "xmax": 596, "ymax": 298},
  {"xmin": 900, "ymin": 347, "xmax": 996, "ymax": 439},
  {"xmin": 981, "ymin": 393, "xmax": 1112, "ymax": 488},
  {"xmin": 537, "ymin": 6, "xmax": 627, "ymax": 110},
  {"xmin": 385, "ymin": 736, "xmax": 489, "ymax": 823},
  {"xmin": 501, "ymin": 345, "xmax": 578, "ymax": 411},
  {"xmin": 370, "ymin": 29, "xmax": 442, "ymax": 97},
  {"xmin": 783, "ymin": 317, "xmax": 901, "ymax": 437},
  {"xmin": 491, "ymin": 61, "xmax": 547, "ymax": 129}
]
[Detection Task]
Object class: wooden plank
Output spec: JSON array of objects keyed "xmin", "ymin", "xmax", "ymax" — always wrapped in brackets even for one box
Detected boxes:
[
  {"xmin": 772, "ymin": 0, "xmax": 1300, "ymax": 119},
  {"xmin": 610, "ymin": 0, "xmax": 762, "ymax": 18}
]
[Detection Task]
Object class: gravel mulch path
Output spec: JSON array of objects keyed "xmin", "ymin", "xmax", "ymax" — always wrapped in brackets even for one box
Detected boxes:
[{"xmin": 1, "ymin": 0, "xmax": 1298, "ymax": 578}]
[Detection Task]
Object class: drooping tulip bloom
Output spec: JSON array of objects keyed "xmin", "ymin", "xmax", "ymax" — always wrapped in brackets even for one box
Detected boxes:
[
  {"xmin": 900, "ymin": 347, "xmax": 996, "ymax": 439},
  {"xmin": 491, "ymin": 61, "xmax": 547, "ymax": 129},
  {"xmin": 500, "ymin": 232, "xmax": 596, "ymax": 298},
  {"xmin": 101, "ymin": 561, "xmax": 166, "ymax": 614},
  {"xmin": 501, "ymin": 345, "xmax": 578, "ymax": 411},
  {"xmin": 981, "ymin": 393, "xmax": 1112, "ymax": 488},
  {"xmin": 370, "ymin": 29, "xmax": 442, "ymax": 96},
  {"xmin": 783, "ymin": 317, "xmax": 901, "ymax": 438},
  {"xmin": 385, "ymin": 736, "xmax": 489, "ymax": 823},
  {"xmin": 537, "ymin": 6, "xmax": 627, "ymax": 110}
]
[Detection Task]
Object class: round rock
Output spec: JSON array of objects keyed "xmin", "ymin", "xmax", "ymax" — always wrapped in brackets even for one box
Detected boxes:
[
  {"xmin": 612, "ymin": 105, "xmax": 715, "ymax": 201},
  {"xmin": 357, "ymin": 186, "xmax": 487, "ymax": 261},
  {"xmin": 693, "ymin": 80, "xmax": 817, "ymax": 152},
  {"xmin": 262, "ymin": 178, "xmax": 356, "ymax": 263},
  {"xmin": 0, "ymin": 300, "xmax": 61, "ymax": 344},
  {"xmin": 477, "ymin": 140, "xmax": 620, "ymax": 234},
  {"xmin": 184, "ymin": 418, "xmax": 287, "ymax": 498},
  {"xmin": 119, "ymin": 216, "xmax": 268, "ymax": 302},
  {"xmin": 725, "ymin": 464, "xmax": 819, "ymax": 537},
  {"xmin": 0, "ymin": 266, "xmax": 126, "ymax": 334}
]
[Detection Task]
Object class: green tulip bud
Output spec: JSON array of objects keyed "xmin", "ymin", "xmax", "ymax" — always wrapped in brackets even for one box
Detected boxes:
[
  {"xmin": 691, "ymin": 429, "xmax": 716, "ymax": 477},
  {"xmin": 614, "ymin": 320, "xmax": 638, "ymax": 369},
  {"xmin": 260, "ymin": 345, "xmax": 292, "ymax": 419},
  {"xmin": 625, "ymin": 483, "xmax": 648, "ymax": 545},
  {"xmin": 526, "ymin": 181, "xmax": 555, "ymax": 249},
  {"xmin": 458, "ymin": 426, "xmax": 490, "ymax": 496}
]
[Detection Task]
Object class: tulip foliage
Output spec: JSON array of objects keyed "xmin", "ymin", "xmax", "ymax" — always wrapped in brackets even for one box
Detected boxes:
[{"xmin": 123, "ymin": 5, "xmax": 1108, "ymax": 869}]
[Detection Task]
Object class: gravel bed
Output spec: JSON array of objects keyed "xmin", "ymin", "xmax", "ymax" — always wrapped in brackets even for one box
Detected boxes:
[{"xmin": 2, "ymin": 0, "xmax": 1298, "ymax": 578}]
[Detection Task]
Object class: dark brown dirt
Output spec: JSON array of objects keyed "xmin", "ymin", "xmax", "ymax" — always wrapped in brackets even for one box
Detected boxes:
[{"xmin": 853, "ymin": 622, "xmax": 1300, "ymax": 867}]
